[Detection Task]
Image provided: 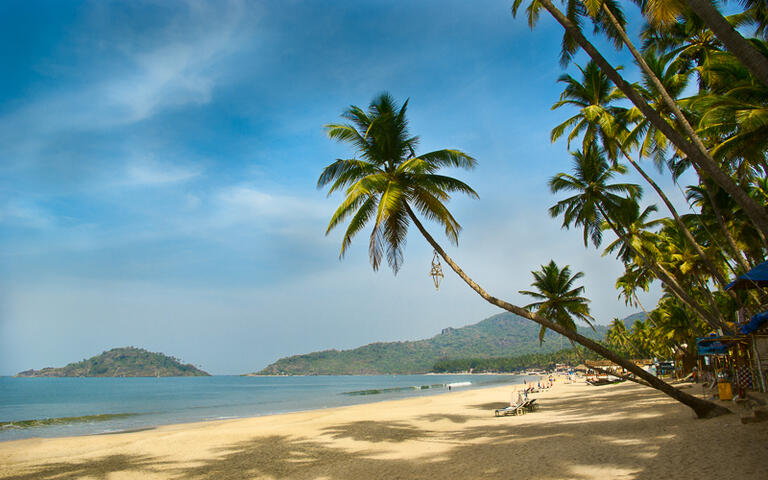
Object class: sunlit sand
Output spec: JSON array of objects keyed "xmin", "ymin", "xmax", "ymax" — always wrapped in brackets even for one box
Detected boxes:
[{"xmin": 1, "ymin": 379, "xmax": 766, "ymax": 479}]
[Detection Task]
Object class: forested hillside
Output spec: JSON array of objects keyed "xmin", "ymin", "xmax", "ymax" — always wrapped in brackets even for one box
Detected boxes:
[
  {"xmin": 255, "ymin": 312, "xmax": 610, "ymax": 375},
  {"xmin": 16, "ymin": 347, "xmax": 210, "ymax": 377}
]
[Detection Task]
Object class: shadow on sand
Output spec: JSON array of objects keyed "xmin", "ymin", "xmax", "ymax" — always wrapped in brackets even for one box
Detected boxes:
[
  {"xmin": 3, "ymin": 386, "xmax": 762, "ymax": 480},
  {"xmin": 0, "ymin": 454, "xmax": 165, "ymax": 480}
]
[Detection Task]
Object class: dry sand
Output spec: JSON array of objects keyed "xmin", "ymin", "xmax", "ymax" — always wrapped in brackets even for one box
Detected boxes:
[{"xmin": 1, "ymin": 379, "xmax": 766, "ymax": 479}]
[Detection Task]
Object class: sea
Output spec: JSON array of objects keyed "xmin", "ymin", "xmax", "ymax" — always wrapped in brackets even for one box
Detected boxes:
[{"xmin": 0, "ymin": 374, "xmax": 529, "ymax": 442}]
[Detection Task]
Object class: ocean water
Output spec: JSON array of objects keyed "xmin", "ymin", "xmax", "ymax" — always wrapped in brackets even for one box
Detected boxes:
[{"xmin": 0, "ymin": 374, "xmax": 526, "ymax": 442}]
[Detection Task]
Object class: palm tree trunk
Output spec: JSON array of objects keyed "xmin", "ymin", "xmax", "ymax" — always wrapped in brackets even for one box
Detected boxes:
[
  {"xmin": 570, "ymin": 339, "xmax": 651, "ymax": 387},
  {"xmin": 406, "ymin": 204, "xmax": 730, "ymax": 418},
  {"xmin": 622, "ymin": 150, "xmax": 745, "ymax": 311},
  {"xmin": 684, "ymin": 0, "xmax": 768, "ymax": 87},
  {"xmin": 598, "ymin": 2, "xmax": 768, "ymax": 243},
  {"xmin": 633, "ymin": 293, "xmax": 651, "ymax": 318},
  {"xmin": 621, "ymin": 149, "xmax": 732, "ymax": 290},
  {"xmin": 536, "ymin": 0, "xmax": 768, "ymax": 241},
  {"xmin": 698, "ymin": 181, "xmax": 768, "ymax": 305},
  {"xmin": 595, "ymin": 203, "xmax": 728, "ymax": 332},
  {"xmin": 700, "ymin": 178, "xmax": 753, "ymax": 273}
]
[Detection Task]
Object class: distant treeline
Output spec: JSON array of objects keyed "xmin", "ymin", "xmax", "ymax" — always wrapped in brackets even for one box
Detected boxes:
[{"xmin": 431, "ymin": 348, "xmax": 601, "ymax": 373}]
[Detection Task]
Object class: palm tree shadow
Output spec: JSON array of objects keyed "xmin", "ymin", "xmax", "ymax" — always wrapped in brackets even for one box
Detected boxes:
[
  {"xmin": 418, "ymin": 413, "xmax": 473, "ymax": 424},
  {"xmin": 0, "ymin": 454, "xmax": 164, "ymax": 480},
  {"xmin": 320, "ymin": 420, "xmax": 430, "ymax": 442},
  {"xmin": 170, "ymin": 435, "xmax": 351, "ymax": 480}
]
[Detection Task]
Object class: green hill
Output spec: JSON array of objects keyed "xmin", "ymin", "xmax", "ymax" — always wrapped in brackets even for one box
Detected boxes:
[
  {"xmin": 15, "ymin": 347, "xmax": 210, "ymax": 377},
  {"xmin": 253, "ymin": 312, "xmax": 611, "ymax": 375},
  {"xmin": 621, "ymin": 312, "xmax": 647, "ymax": 328}
]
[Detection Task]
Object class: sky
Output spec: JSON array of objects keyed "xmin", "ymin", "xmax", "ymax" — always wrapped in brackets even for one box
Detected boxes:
[{"xmin": 0, "ymin": 0, "xmax": 693, "ymax": 375}]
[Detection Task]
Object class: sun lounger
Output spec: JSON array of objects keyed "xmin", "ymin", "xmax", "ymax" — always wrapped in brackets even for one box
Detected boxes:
[
  {"xmin": 494, "ymin": 402, "xmax": 525, "ymax": 416},
  {"xmin": 524, "ymin": 398, "xmax": 538, "ymax": 412}
]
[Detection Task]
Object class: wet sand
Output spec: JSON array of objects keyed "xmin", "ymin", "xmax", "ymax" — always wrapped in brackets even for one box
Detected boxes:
[{"xmin": 1, "ymin": 379, "xmax": 766, "ymax": 479}]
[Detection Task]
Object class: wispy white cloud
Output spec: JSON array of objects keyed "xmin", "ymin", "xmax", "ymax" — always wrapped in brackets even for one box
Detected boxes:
[
  {"xmin": 123, "ymin": 156, "xmax": 202, "ymax": 186},
  {"xmin": 212, "ymin": 186, "xmax": 330, "ymax": 225},
  {"xmin": 0, "ymin": 0, "xmax": 249, "ymax": 167},
  {"xmin": 0, "ymin": 201, "xmax": 56, "ymax": 229}
]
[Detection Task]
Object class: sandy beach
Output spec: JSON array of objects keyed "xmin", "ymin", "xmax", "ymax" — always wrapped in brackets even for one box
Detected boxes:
[{"xmin": 1, "ymin": 379, "xmax": 766, "ymax": 480}]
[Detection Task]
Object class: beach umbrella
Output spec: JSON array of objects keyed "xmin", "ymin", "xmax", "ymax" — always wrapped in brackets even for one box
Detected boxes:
[{"xmin": 724, "ymin": 260, "xmax": 768, "ymax": 290}]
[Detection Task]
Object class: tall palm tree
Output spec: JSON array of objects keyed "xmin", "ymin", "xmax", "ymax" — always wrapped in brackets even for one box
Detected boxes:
[
  {"xmin": 674, "ymin": 0, "xmax": 768, "ymax": 86},
  {"xmin": 519, "ymin": 260, "xmax": 595, "ymax": 344},
  {"xmin": 615, "ymin": 264, "xmax": 652, "ymax": 314},
  {"xmin": 551, "ymin": 58, "xmax": 732, "ymax": 291},
  {"xmin": 321, "ymin": 93, "xmax": 729, "ymax": 418},
  {"xmin": 641, "ymin": 7, "xmax": 721, "ymax": 77},
  {"xmin": 548, "ymin": 144, "xmax": 640, "ymax": 248},
  {"xmin": 549, "ymin": 147, "xmax": 723, "ymax": 329},
  {"xmin": 318, "ymin": 93, "xmax": 478, "ymax": 273},
  {"xmin": 513, "ymin": 0, "xmax": 768, "ymax": 239},
  {"xmin": 690, "ymin": 41, "xmax": 768, "ymax": 175}
]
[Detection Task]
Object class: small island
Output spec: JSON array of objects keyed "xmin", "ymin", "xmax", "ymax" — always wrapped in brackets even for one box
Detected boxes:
[{"xmin": 15, "ymin": 347, "xmax": 210, "ymax": 377}]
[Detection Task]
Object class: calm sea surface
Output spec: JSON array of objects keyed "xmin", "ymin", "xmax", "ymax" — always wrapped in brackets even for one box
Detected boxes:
[{"xmin": 0, "ymin": 374, "xmax": 526, "ymax": 442}]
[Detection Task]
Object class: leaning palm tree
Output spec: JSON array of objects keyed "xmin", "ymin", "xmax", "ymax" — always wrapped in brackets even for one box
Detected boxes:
[
  {"xmin": 548, "ymin": 144, "xmax": 641, "ymax": 248},
  {"xmin": 615, "ymin": 264, "xmax": 652, "ymax": 314},
  {"xmin": 318, "ymin": 93, "xmax": 478, "ymax": 273},
  {"xmin": 519, "ymin": 260, "xmax": 595, "ymax": 344},
  {"xmin": 638, "ymin": 0, "xmax": 768, "ymax": 87},
  {"xmin": 512, "ymin": 0, "xmax": 768, "ymax": 240},
  {"xmin": 549, "ymin": 147, "xmax": 723, "ymax": 330},
  {"xmin": 320, "ymin": 93, "xmax": 729, "ymax": 418},
  {"xmin": 551, "ymin": 58, "xmax": 732, "ymax": 292}
]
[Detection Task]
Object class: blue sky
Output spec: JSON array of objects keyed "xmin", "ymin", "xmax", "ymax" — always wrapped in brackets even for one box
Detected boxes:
[{"xmin": 0, "ymin": 0, "xmax": 690, "ymax": 375}]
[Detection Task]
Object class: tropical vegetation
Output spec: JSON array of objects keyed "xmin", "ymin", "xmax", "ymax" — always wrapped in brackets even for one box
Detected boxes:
[
  {"xmin": 431, "ymin": 347, "xmax": 601, "ymax": 373},
  {"xmin": 320, "ymin": 1, "xmax": 768, "ymax": 419},
  {"xmin": 256, "ymin": 312, "xmax": 607, "ymax": 375}
]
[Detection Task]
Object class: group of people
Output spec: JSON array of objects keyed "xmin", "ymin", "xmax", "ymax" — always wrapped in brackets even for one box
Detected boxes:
[
  {"xmin": 523, "ymin": 376, "xmax": 554, "ymax": 391},
  {"xmin": 512, "ymin": 376, "xmax": 556, "ymax": 405}
]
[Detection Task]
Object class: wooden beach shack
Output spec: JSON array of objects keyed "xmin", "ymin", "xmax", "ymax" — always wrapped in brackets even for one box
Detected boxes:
[{"xmin": 700, "ymin": 260, "xmax": 768, "ymax": 396}]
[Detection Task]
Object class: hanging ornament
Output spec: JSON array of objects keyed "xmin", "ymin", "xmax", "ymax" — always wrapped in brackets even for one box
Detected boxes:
[{"xmin": 429, "ymin": 250, "xmax": 444, "ymax": 291}]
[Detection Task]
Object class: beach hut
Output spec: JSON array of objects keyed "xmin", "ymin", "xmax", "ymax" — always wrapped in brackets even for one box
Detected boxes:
[
  {"xmin": 722, "ymin": 261, "xmax": 768, "ymax": 392},
  {"xmin": 697, "ymin": 335, "xmax": 761, "ymax": 397},
  {"xmin": 738, "ymin": 312, "xmax": 768, "ymax": 392}
]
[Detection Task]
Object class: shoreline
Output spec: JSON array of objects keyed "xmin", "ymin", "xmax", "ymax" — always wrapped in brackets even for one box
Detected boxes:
[
  {"xmin": 1, "ymin": 379, "xmax": 767, "ymax": 479},
  {"xmin": 0, "ymin": 374, "xmax": 524, "ymax": 442}
]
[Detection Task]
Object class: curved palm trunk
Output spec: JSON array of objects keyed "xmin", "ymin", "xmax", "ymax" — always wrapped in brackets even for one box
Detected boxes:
[
  {"xmin": 621, "ymin": 149, "xmax": 733, "ymax": 291},
  {"xmin": 633, "ymin": 293, "xmax": 651, "ymax": 317},
  {"xmin": 700, "ymin": 178, "xmax": 753, "ymax": 274},
  {"xmin": 685, "ymin": 0, "xmax": 768, "ymax": 87},
  {"xmin": 537, "ymin": 0, "xmax": 768, "ymax": 241},
  {"xmin": 599, "ymin": 2, "xmax": 768, "ymax": 244},
  {"xmin": 623, "ymin": 150, "xmax": 745, "ymax": 311},
  {"xmin": 570, "ymin": 339, "xmax": 651, "ymax": 387},
  {"xmin": 596, "ymin": 204, "xmax": 729, "ymax": 332},
  {"xmin": 406, "ymin": 205, "xmax": 730, "ymax": 418}
]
